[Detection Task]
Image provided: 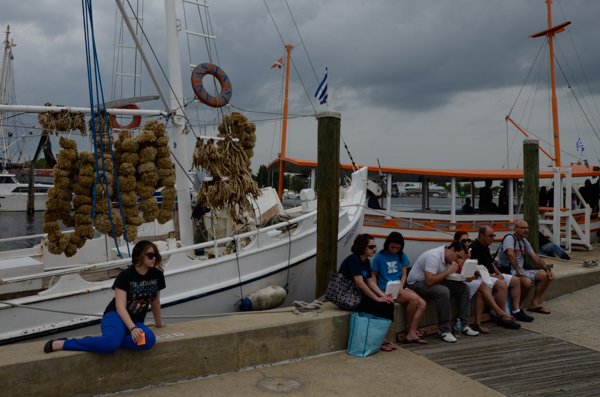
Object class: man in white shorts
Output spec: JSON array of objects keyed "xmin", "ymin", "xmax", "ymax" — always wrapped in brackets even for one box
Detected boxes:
[
  {"xmin": 407, "ymin": 242, "xmax": 479, "ymax": 343},
  {"xmin": 498, "ymin": 220, "xmax": 555, "ymax": 315},
  {"xmin": 470, "ymin": 226, "xmax": 533, "ymax": 323}
]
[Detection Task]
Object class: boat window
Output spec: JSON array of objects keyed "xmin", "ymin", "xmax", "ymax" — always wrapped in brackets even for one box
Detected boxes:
[
  {"xmin": 12, "ymin": 186, "xmax": 29, "ymax": 193},
  {"xmin": 35, "ymin": 187, "xmax": 49, "ymax": 193},
  {"xmin": 0, "ymin": 176, "xmax": 13, "ymax": 184}
]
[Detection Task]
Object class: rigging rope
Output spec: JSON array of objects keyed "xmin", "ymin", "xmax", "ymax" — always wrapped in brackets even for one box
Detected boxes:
[{"xmin": 81, "ymin": 0, "xmax": 129, "ymax": 258}]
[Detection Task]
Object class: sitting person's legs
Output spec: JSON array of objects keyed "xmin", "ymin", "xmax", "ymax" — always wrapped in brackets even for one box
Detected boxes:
[
  {"xmin": 410, "ymin": 281, "xmax": 451, "ymax": 333},
  {"xmin": 396, "ymin": 288, "xmax": 426, "ymax": 342}
]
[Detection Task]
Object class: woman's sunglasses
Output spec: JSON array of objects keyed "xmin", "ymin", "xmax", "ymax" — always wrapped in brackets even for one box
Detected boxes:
[
  {"xmin": 460, "ymin": 239, "xmax": 471, "ymax": 244},
  {"xmin": 145, "ymin": 252, "xmax": 156, "ymax": 260},
  {"xmin": 368, "ymin": 245, "xmax": 376, "ymax": 249}
]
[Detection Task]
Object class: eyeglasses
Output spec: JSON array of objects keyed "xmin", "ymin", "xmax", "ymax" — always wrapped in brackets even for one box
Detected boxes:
[
  {"xmin": 516, "ymin": 226, "xmax": 529, "ymax": 229},
  {"xmin": 486, "ymin": 234, "xmax": 496, "ymax": 238},
  {"xmin": 367, "ymin": 245, "xmax": 376, "ymax": 249},
  {"xmin": 460, "ymin": 239, "xmax": 471, "ymax": 244},
  {"xmin": 146, "ymin": 252, "xmax": 156, "ymax": 260}
]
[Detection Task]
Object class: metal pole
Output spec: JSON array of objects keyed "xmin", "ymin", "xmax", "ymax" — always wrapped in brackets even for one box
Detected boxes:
[
  {"xmin": 451, "ymin": 177, "xmax": 456, "ymax": 223},
  {"xmin": 114, "ymin": 0, "xmax": 171, "ymax": 111}
]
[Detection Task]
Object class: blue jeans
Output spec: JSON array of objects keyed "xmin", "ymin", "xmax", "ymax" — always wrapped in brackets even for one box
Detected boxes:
[
  {"xmin": 63, "ymin": 311, "xmax": 156, "ymax": 354},
  {"xmin": 539, "ymin": 242, "xmax": 565, "ymax": 258}
]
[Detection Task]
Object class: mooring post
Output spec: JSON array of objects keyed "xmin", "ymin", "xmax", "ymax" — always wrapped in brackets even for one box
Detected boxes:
[
  {"xmin": 523, "ymin": 138, "xmax": 539, "ymax": 252},
  {"xmin": 315, "ymin": 108, "xmax": 341, "ymax": 299},
  {"xmin": 27, "ymin": 162, "xmax": 35, "ymax": 214}
]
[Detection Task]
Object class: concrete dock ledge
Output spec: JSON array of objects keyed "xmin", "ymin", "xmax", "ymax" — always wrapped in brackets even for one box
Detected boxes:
[{"xmin": 1, "ymin": 253, "xmax": 599, "ymax": 397}]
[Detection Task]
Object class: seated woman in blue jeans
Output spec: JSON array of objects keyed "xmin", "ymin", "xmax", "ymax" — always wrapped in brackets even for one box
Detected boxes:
[
  {"xmin": 340, "ymin": 233, "xmax": 395, "ymax": 351},
  {"xmin": 44, "ymin": 240, "xmax": 166, "ymax": 354}
]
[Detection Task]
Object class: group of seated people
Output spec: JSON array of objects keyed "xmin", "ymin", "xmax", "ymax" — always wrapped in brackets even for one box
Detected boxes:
[{"xmin": 339, "ymin": 219, "xmax": 555, "ymax": 348}]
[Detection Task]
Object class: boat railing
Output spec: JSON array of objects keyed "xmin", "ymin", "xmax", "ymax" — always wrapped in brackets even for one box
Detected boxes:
[{"xmin": 0, "ymin": 208, "xmax": 320, "ymax": 286}]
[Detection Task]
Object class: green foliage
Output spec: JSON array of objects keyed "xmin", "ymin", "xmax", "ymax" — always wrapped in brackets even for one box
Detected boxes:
[{"xmin": 35, "ymin": 158, "xmax": 51, "ymax": 169}]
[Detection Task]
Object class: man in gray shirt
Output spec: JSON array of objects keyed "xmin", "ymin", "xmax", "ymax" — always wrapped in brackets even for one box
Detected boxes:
[
  {"xmin": 498, "ymin": 220, "xmax": 554, "ymax": 316},
  {"xmin": 407, "ymin": 242, "xmax": 479, "ymax": 343}
]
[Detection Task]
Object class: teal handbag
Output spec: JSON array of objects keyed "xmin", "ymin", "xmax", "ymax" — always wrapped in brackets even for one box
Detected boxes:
[{"xmin": 347, "ymin": 312, "xmax": 392, "ymax": 357}]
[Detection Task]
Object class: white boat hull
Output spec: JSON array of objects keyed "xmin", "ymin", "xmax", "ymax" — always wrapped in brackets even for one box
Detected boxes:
[{"xmin": 0, "ymin": 167, "xmax": 367, "ymax": 344}]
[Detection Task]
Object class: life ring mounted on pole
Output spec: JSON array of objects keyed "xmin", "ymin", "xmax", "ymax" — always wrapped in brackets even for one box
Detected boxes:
[
  {"xmin": 191, "ymin": 63, "xmax": 233, "ymax": 108},
  {"xmin": 112, "ymin": 104, "xmax": 142, "ymax": 129}
]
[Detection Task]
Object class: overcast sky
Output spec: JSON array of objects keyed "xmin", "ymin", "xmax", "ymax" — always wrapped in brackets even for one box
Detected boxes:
[{"xmin": 1, "ymin": 0, "xmax": 600, "ymax": 175}]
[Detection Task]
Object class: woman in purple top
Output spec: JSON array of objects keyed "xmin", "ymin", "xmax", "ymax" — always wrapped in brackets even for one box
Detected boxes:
[{"xmin": 372, "ymin": 232, "xmax": 427, "ymax": 344}]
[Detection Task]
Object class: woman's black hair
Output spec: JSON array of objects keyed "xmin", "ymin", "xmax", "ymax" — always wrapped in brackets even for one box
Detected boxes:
[
  {"xmin": 351, "ymin": 233, "xmax": 374, "ymax": 256},
  {"xmin": 453, "ymin": 230, "xmax": 468, "ymax": 242},
  {"xmin": 381, "ymin": 232, "xmax": 404, "ymax": 258}
]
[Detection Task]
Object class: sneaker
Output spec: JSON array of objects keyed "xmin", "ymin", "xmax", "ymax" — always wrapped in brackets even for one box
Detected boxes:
[
  {"xmin": 461, "ymin": 326, "xmax": 479, "ymax": 336},
  {"xmin": 440, "ymin": 332, "xmax": 457, "ymax": 343},
  {"xmin": 513, "ymin": 310, "xmax": 534, "ymax": 322}
]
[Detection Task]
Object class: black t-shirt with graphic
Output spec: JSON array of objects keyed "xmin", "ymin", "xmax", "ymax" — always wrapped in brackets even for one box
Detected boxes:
[{"xmin": 104, "ymin": 265, "xmax": 166, "ymax": 323}]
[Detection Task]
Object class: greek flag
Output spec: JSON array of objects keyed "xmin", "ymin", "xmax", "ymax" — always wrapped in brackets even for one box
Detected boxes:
[
  {"xmin": 577, "ymin": 138, "xmax": 585, "ymax": 152},
  {"xmin": 315, "ymin": 67, "xmax": 328, "ymax": 105}
]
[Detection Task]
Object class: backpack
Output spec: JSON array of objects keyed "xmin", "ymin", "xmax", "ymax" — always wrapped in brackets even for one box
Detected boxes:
[{"xmin": 492, "ymin": 233, "xmax": 519, "ymax": 274}]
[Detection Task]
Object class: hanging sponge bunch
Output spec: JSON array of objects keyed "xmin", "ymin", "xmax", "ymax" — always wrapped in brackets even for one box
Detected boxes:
[
  {"xmin": 135, "ymin": 121, "xmax": 160, "ymax": 223},
  {"xmin": 38, "ymin": 103, "xmax": 87, "ymax": 136},
  {"xmin": 70, "ymin": 150, "xmax": 96, "ymax": 252},
  {"xmin": 217, "ymin": 112, "xmax": 256, "ymax": 170},
  {"xmin": 148, "ymin": 120, "xmax": 176, "ymax": 224},
  {"xmin": 114, "ymin": 130, "xmax": 143, "ymax": 242},
  {"xmin": 192, "ymin": 138, "xmax": 231, "ymax": 212},
  {"xmin": 42, "ymin": 138, "xmax": 79, "ymax": 256},
  {"xmin": 221, "ymin": 136, "xmax": 261, "ymax": 214},
  {"xmin": 192, "ymin": 138, "xmax": 226, "ymax": 177},
  {"xmin": 92, "ymin": 128, "xmax": 124, "ymax": 239}
]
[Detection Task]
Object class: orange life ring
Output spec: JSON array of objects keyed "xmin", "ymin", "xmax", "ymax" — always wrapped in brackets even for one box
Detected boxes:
[
  {"xmin": 191, "ymin": 63, "xmax": 232, "ymax": 108},
  {"xmin": 112, "ymin": 104, "xmax": 142, "ymax": 129}
]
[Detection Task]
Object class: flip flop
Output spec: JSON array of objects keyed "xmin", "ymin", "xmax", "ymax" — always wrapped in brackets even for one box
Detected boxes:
[
  {"xmin": 380, "ymin": 342, "xmax": 394, "ymax": 351},
  {"xmin": 382, "ymin": 341, "xmax": 397, "ymax": 350},
  {"xmin": 416, "ymin": 330, "xmax": 428, "ymax": 338},
  {"xmin": 472, "ymin": 323, "xmax": 490, "ymax": 334},
  {"xmin": 528, "ymin": 306, "xmax": 551, "ymax": 314},
  {"xmin": 402, "ymin": 338, "xmax": 428, "ymax": 345}
]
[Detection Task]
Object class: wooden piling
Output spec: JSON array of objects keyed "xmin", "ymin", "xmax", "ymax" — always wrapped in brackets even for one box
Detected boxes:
[
  {"xmin": 315, "ymin": 108, "xmax": 341, "ymax": 299},
  {"xmin": 523, "ymin": 138, "xmax": 539, "ymax": 252},
  {"xmin": 27, "ymin": 163, "xmax": 35, "ymax": 214}
]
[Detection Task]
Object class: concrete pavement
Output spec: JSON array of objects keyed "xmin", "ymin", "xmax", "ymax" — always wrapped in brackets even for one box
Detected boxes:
[{"xmin": 114, "ymin": 281, "xmax": 600, "ymax": 396}]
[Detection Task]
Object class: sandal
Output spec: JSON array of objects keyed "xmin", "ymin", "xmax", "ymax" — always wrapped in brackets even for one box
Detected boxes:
[
  {"xmin": 382, "ymin": 340, "xmax": 397, "ymax": 350},
  {"xmin": 380, "ymin": 342, "xmax": 394, "ymax": 352},
  {"xmin": 472, "ymin": 323, "xmax": 489, "ymax": 334},
  {"xmin": 416, "ymin": 330, "xmax": 428, "ymax": 338}
]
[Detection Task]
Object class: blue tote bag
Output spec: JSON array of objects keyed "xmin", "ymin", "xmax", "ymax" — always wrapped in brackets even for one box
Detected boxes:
[{"xmin": 347, "ymin": 312, "xmax": 392, "ymax": 357}]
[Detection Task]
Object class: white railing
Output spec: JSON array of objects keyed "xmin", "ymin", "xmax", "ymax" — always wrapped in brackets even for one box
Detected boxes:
[{"xmin": 0, "ymin": 209, "xmax": 319, "ymax": 285}]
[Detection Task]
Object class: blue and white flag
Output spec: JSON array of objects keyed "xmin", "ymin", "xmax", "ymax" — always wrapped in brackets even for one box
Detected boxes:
[
  {"xmin": 315, "ymin": 67, "xmax": 328, "ymax": 105},
  {"xmin": 577, "ymin": 138, "xmax": 585, "ymax": 152}
]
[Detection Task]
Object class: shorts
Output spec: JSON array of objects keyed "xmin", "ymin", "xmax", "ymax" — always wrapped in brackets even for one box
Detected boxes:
[{"xmin": 510, "ymin": 268, "xmax": 539, "ymax": 287}]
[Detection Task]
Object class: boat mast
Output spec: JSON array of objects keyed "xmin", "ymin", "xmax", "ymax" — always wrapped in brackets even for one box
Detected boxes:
[
  {"xmin": 278, "ymin": 45, "xmax": 294, "ymax": 201},
  {"xmin": 530, "ymin": 0, "xmax": 570, "ymax": 167},
  {"xmin": 164, "ymin": 0, "xmax": 193, "ymax": 246},
  {"xmin": 0, "ymin": 25, "xmax": 14, "ymax": 170}
]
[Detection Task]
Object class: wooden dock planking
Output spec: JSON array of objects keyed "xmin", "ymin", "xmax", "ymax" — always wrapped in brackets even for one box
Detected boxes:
[{"xmin": 404, "ymin": 324, "xmax": 600, "ymax": 396}]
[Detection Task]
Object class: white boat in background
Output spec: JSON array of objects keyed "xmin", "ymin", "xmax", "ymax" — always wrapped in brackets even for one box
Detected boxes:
[
  {"xmin": 270, "ymin": 160, "xmax": 600, "ymax": 265},
  {"xmin": 0, "ymin": 173, "xmax": 51, "ymax": 212}
]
